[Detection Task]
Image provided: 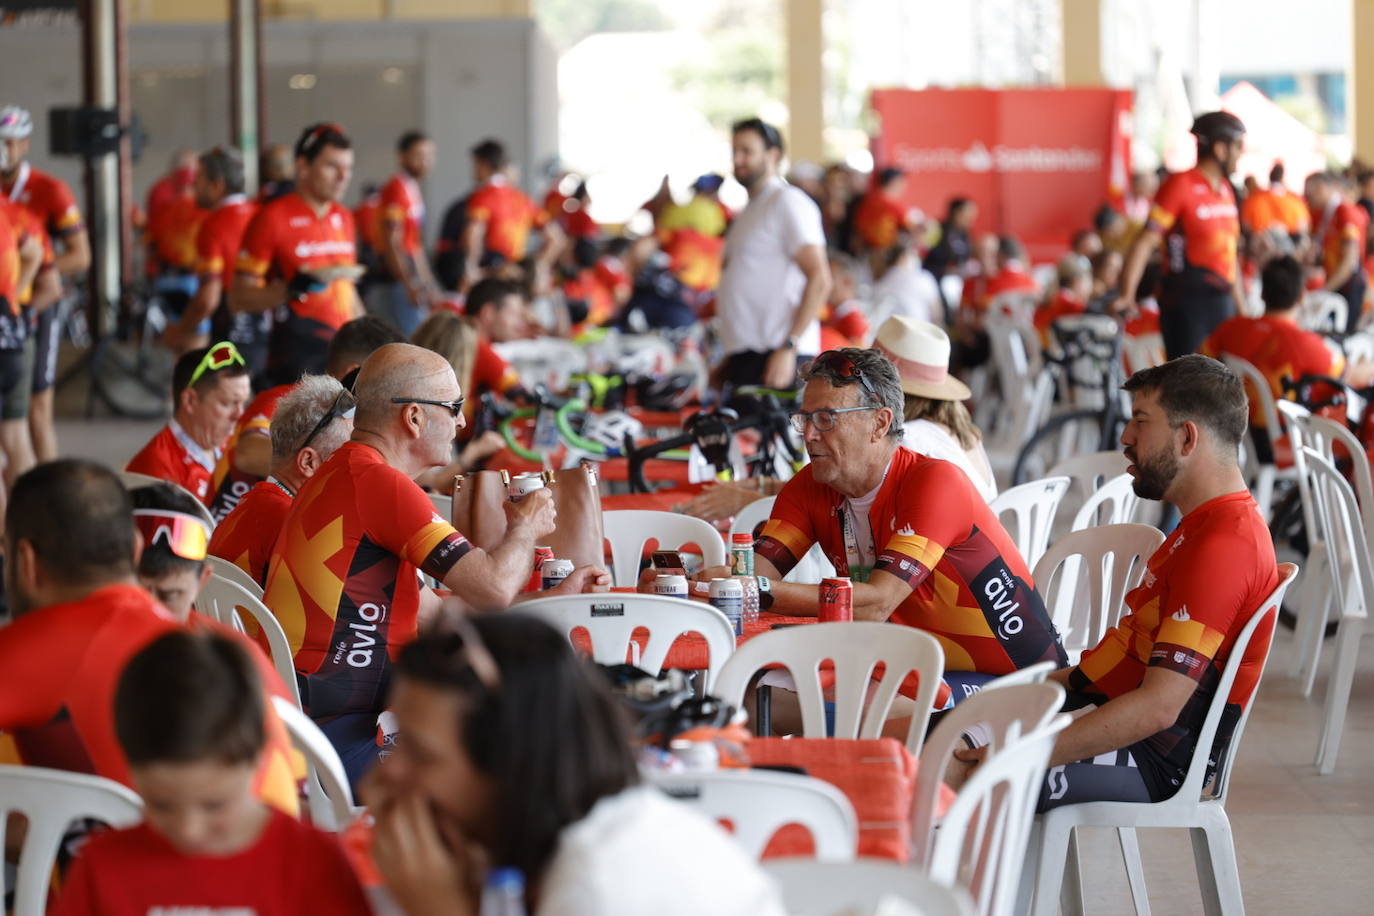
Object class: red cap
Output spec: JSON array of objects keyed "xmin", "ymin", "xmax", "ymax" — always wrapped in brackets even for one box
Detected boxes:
[{"xmin": 731, "ymin": 533, "xmax": 753, "ymax": 544}]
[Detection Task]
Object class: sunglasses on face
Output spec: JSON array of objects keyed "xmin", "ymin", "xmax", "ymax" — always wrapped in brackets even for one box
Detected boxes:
[
  {"xmin": 391, "ymin": 396, "xmax": 465, "ymax": 418},
  {"xmin": 187, "ymin": 341, "xmax": 246, "ymax": 388},
  {"xmin": 300, "ymin": 389, "xmax": 356, "ymax": 452},
  {"xmin": 132, "ymin": 510, "xmax": 211, "ymax": 562}
]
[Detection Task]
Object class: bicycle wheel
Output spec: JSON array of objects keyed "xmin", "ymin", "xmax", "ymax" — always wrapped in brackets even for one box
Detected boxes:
[{"xmin": 1012, "ymin": 408, "xmax": 1124, "ymax": 485}]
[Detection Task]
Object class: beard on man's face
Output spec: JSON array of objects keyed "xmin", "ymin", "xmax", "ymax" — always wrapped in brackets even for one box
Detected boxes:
[{"xmin": 1125, "ymin": 443, "xmax": 1179, "ymax": 502}]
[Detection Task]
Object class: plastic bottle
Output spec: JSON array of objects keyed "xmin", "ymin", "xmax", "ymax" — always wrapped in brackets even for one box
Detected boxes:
[
  {"xmin": 480, "ymin": 868, "xmax": 527, "ymax": 916},
  {"xmin": 730, "ymin": 534, "xmax": 760, "ymax": 629}
]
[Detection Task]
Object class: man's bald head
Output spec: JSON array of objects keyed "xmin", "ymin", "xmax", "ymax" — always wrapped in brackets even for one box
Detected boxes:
[{"xmin": 354, "ymin": 343, "xmax": 459, "ymax": 427}]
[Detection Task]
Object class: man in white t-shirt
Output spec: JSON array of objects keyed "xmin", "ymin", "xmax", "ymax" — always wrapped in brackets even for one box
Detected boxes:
[{"xmin": 715, "ymin": 117, "xmax": 831, "ymax": 392}]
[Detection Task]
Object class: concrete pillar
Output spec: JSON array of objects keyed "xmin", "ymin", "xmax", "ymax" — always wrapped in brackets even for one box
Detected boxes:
[
  {"xmin": 785, "ymin": 0, "xmax": 825, "ymax": 164},
  {"xmin": 1354, "ymin": 0, "xmax": 1374, "ymax": 161},
  {"xmin": 1060, "ymin": 0, "xmax": 1102, "ymax": 86}
]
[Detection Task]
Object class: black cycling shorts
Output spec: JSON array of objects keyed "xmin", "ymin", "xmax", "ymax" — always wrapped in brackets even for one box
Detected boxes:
[
  {"xmin": 0, "ymin": 346, "xmax": 31, "ymax": 421},
  {"xmin": 30, "ymin": 306, "xmax": 59, "ymax": 394}
]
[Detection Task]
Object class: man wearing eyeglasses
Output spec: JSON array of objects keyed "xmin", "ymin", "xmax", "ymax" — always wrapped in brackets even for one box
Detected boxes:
[
  {"xmin": 264, "ymin": 343, "xmax": 607, "ymax": 782},
  {"xmin": 723, "ymin": 348, "xmax": 1064, "ymax": 726},
  {"xmin": 715, "ymin": 117, "xmax": 831, "ymax": 393},
  {"xmin": 126, "ymin": 342, "xmax": 251, "ymax": 503}
]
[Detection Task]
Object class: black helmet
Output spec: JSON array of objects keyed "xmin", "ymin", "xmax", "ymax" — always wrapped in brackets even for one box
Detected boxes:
[{"xmin": 1190, "ymin": 111, "xmax": 1246, "ymax": 145}]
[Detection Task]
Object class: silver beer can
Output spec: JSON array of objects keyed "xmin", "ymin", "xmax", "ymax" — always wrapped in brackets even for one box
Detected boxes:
[
  {"xmin": 652, "ymin": 574, "xmax": 689, "ymax": 598},
  {"xmin": 541, "ymin": 557, "xmax": 574, "ymax": 590},
  {"xmin": 708, "ymin": 577, "xmax": 745, "ymax": 635}
]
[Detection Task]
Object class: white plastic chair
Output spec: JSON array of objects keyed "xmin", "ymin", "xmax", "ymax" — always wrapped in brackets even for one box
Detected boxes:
[
  {"xmin": 602, "ymin": 509, "xmax": 727, "ymax": 587},
  {"xmin": 195, "ymin": 575, "xmax": 302, "ymax": 709},
  {"xmin": 1299, "ymin": 289, "xmax": 1348, "ymax": 333},
  {"xmin": 1222, "ymin": 355, "xmax": 1295, "ymax": 520},
  {"xmin": 979, "ymin": 660, "xmax": 1057, "ymax": 690},
  {"xmin": 1048, "ymin": 450, "xmax": 1129, "ymax": 504},
  {"xmin": 1031, "ymin": 523, "xmax": 1164, "ymax": 664},
  {"xmin": 518, "ymin": 592, "xmax": 736, "ymax": 690},
  {"xmin": 271, "ymin": 696, "xmax": 358, "ymax": 832},
  {"xmin": 119, "ymin": 470, "xmax": 217, "ymax": 532},
  {"xmin": 1303, "ymin": 451, "xmax": 1371, "ymax": 775},
  {"xmin": 929, "ymin": 716, "xmax": 1070, "ymax": 916},
  {"xmin": 989, "ymin": 476, "xmax": 1070, "ymax": 570},
  {"xmin": 1122, "ymin": 332, "xmax": 1166, "ymax": 375},
  {"xmin": 713, "ymin": 622, "xmax": 944, "ymax": 754},
  {"xmin": 729, "ymin": 495, "xmax": 833, "ymax": 585},
  {"xmin": 207, "ymin": 554, "xmax": 264, "ymax": 597},
  {"xmin": 763, "ymin": 857, "xmax": 976, "ymax": 916},
  {"xmin": 0, "ymin": 765, "xmax": 142, "ymax": 916},
  {"xmin": 1030, "ymin": 564, "xmax": 1298, "ymax": 916},
  {"xmin": 649, "ymin": 768, "xmax": 857, "ymax": 861},
  {"xmin": 1070, "ymin": 473, "xmax": 1141, "ymax": 530}
]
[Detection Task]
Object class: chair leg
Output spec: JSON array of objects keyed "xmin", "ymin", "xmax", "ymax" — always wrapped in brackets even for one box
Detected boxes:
[
  {"xmin": 1031, "ymin": 816, "xmax": 1075, "ymax": 916},
  {"xmin": 1190, "ymin": 809, "xmax": 1245, "ymax": 916},
  {"xmin": 1292, "ymin": 546, "xmax": 1329, "ymax": 694},
  {"xmin": 1316, "ymin": 614, "xmax": 1363, "ymax": 774},
  {"xmin": 1117, "ymin": 827, "xmax": 1151, "ymax": 916},
  {"xmin": 1060, "ymin": 829, "xmax": 1087, "ymax": 916}
]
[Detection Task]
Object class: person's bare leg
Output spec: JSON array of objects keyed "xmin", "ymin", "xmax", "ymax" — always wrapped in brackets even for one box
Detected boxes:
[
  {"xmin": 0, "ymin": 419, "xmax": 36, "ymax": 486},
  {"xmin": 28, "ymin": 390, "xmax": 56, "ymax": 463},
  {"xmin": 743, "ymin": 683, "xmax": 805, "ymax": 737}
]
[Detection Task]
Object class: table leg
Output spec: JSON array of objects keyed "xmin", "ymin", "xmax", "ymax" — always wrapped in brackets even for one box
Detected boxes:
[{"xmin": 756, "ymin": 685, "xmax": 772, "ymax": 737}]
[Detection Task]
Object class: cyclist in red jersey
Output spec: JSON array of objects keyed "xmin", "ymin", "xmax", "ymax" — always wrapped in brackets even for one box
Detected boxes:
[
  {"xmin": 852, "ymin": 167, "xmax": 909, "ymax": 255},
  {"xmin": 210, "ymin": 374, "xmax": 354, "ymax": 586},
  {"xmin": 460, "ymin": 137, "xmax": 565, "ymax": 295},
  {"xmin": 230, "ymin": 122, "xmax": 363, "ymax": 387},
  {"xmin": 1305, "ymin": 171, "xmax": 1368, "ymax": 333},
  {"xmin": 370, "ymin": 130, "xmax": 439, "ymax": 334},
  {"xmin": 0, "ymin": 461, "xmax": 297, "ymax": 814},
  {"xmin": 956, "ymin": 356, "xmax": 1280, "ymax": 809},
  {"xmin": 126, "ymin": 343, "xmax": 251, "ymax": 503},
  {"xmin": 1119, "ymin": 111, "xmax": 1247, "ymax": 360},
  {"xmin": 0, "ymin": 199, "xmax": 42, "ymax": 484},
  {"xmin": 0, "ymin": 105, "xmax": 90, "ymax": 464},
  {"xmin": 714, "ymin": 349, "xmax": 1064, "ymax": 728},
  {"xmin": 1034, "ymin": 254, "xmax": 1092, "ymax": 347}
]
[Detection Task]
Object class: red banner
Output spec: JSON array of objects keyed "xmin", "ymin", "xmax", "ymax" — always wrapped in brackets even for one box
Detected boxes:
[{"xmin": 871, "ymin": 88, "xmax": 1132, "ymax": 263}]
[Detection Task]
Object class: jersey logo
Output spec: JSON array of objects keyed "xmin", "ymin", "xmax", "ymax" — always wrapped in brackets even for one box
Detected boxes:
[
  {"xmin": 895, "ymin": 523, "xmax": 916, "ymax": 537},
  {"xmin": 1143, "ymin": 570, "xmax": 1157, "ymax": 587},
  {"xmin": 1172, "ymin": 606, "xmax": 1190, "ymax": 623},
  {"xmin": 1047, "ymin": 765, "xmax": 1068, "ymax": 801},
  {"xmin": 1169, "ymin": 532, "xmax": 1186, "ymax": 553}
]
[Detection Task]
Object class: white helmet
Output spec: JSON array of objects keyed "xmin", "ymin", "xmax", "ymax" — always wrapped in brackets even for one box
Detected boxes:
[
  {"xmin": 0, "ymin": 106, "xmax": 33, "ymax": 140},
  {"xmin": 580, "ymin": 411, "xmax": 643, "ymax": 453}
]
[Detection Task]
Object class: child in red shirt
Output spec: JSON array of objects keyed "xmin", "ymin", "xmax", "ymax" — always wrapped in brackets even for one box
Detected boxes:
[{"xmin": 52, "ymin": 631, "xmax": 371, "ymax": 916}]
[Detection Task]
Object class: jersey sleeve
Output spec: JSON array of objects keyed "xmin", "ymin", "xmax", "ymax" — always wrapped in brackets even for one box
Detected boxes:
[
  {"xmin": 472, "ymin": 340, "xmax": 519, "ymax": 394},
  {"xmin": 1146, "ymin": 535, "xmax": 1250, "ymax": 683},
  {"xmin": 466, "ymin": 187, "xmax": 494, "ymax": 224},
  {"xmin": 0, "ymin": 615, "xmax": 73, "ymax": 737},
  {"xmin": 48, "ymin": 840, "xmax": 101, "ymax": 916},
  {"xmin": 1146, "ymin": 176, "xmax": 1188, "ymax": 233},
  {"xmin": 195, "ymin": 213, "xmax": 225, "ymax": 281},
  {"xmin": 367, "ymin": 467, "xmax": 474, "ymax": 581},
  {"xmin": 756, "ymin": 473, "xmax": 822, "ymax": 577},
  {"xmin": 46, "ymin": 178, "xmax": 84, "ymax": 235},
  {"xmin": 235, "ymin": 207, "xmax": 276, "ymax": 282},
  {"xmin": 380, "ymin": 179, "xmax": 407, "ymax": 227},
  {"xmin": 871, "ymin": 460, "xmax": 973, "ymax": 589}
]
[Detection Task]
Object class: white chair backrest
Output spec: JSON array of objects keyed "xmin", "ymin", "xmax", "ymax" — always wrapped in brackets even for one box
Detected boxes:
[
  {"xmin": 1305, "ymin": 450, "xmax": 1372, "ymax": 629},
  {"xmin": 270, "ymin": 697, "xmax": 356, "ymax": 832},
  {"xmin": 927, "ymin": 716, "xmax": 1070, "ymax": 916},
  {"xmin": 911, "ymin": 682, "xmax": 1065, "ymax": 868},
  {"xmin": 1121, "ymin": 332, "xmax": 1166, "ymax": 375},
  {"xmin": 518, "ymin": 592, "xmax": 736, "ymax": 690},
  {"xmin": 1343, "ymin": 330, "xmax": 1374, "ymax": 365},
  {"xmin": 1306, "ymin": 415, "xmax": 1374, "ymax": 545},
  {"xmin": 649, "ymin": 768, "xmax": 857, "ymax": 862},
  {"xmin": 1275, "ymin": 400, "xmax": 1321, "ymax": 539},
  {"xmin": 1032, "ymin": 523, "xmax": 1164, "ymax": 663},
  {"xmin": 1070, "ymin": 473, "xmax": 1140, "ymax": 530},
  {"xmin": 1300, "ymin": 290, "xmax": 1348, "ymax": 333},
  {"xmin": 195, "ymin": 575, "xmax": 302, "ymax": 709},
  {"xmin": 1222, "ymin": 355, "xmax": 1284, "ymax": 456},
  {"xmin": 729, "ymin": 495, "xmax": 834, "ymax": 585},
  {"xmin": 713, "ymin": 621, "xmax": 945, "ymax": 753},
  {"xmin": 602, "ymin": 509, "xmax": 727, "ymax": 587},
  {"xmin": 762, "ymin": 857, "xmax": 976, "ymax": 916},
  {"xmin": 989, "ymin": 476, "xmax": 1070, "ymax": 570},
  {"xmin": 206, "ymin": 555, "xmax": 264, "ymax": 598},
  {"xmin": 0, "ymin": 765, "xmax": 142, "ymax": 916},
  {"xmin": 729, "ymin": 496, "xmax": 775, "ymax": 541},
  {"xmin": 978, "ymin": 660, "xmax": 1056, "ymax": 691},
  {"xmin": 1048, "ymin": 450, "xmax": 1129, "ymax": 504},
  {"xmin": 118, "ymin": 471, "xmax": 218, "ymax": 531}
]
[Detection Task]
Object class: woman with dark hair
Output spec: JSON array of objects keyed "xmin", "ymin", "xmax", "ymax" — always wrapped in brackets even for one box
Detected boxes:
[{"xmin": 364, "ymin": 612, "xmax": 785, "ymax": 916}]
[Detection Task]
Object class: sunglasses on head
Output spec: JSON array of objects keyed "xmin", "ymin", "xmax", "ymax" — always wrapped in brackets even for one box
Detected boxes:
[
  {"xmin": 300, "ymin": 389, "xmax": 356, "ymax": 452},
  {"xmin": 188, "ymin": 341, "xmax": 246, "ymax": 388},
  {"xmin": 133, "ymin": 510, "xmax": 210, "ymax": 562},
  {"xmin": 812, "ymin": 350, "xmax": 877, "ymax": 397},
  {"xmin": 430, "ymin": 606, "xmax": 502, "ymax": 693}
]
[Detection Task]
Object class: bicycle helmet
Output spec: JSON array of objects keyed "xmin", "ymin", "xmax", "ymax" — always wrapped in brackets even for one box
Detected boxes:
[
  {"xmin": 1190, "ymin": 111, "xmax": 1245, "ymax": 145},
  {"xmin": 635, "ymin": 373, "xmax": 698, "ymax": 411},
  {"xmin": 0, "ymin": 106, "xmax": 32, "ymax": 140},
  {"xmin": 580, "ymin": 410, "xmax": 643, "ymax": 453}
]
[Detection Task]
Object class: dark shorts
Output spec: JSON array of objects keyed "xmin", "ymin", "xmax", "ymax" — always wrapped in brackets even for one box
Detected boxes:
[
  {"xmin": 316, "ymin": 711, "xmax": 383, "ymax": 796},
  {"xmin": 1159, "ymin": 277, "xmax": 1234, "ymax": 361},
  {"xmin": 29, "ymin": 306, "xmax": 59, "ymax": 394},
  {"xmin": 0, "ymin": 346, "xmax": 31, "ymax": 421}
]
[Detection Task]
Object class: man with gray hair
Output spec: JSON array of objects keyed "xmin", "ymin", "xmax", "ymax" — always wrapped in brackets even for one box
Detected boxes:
[
  {"xmin": 705, "ymin": 347, "xmax": 1064, "ymax": 727},
  {"xmin": 208, "ymin": 373, "xmax": 353, "ymax": 586}
]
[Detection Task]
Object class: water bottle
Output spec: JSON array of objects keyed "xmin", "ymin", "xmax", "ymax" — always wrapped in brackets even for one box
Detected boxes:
[
  {"xmin": 480, "ymin": 867, "xmax": 527, "ymax": 916},
  {"xmin": 736, "ymin": 575, "xmax": 760, "ymax": 629},
  {"xmin": 730, "ymin": 534, "xmax": 760, "ymax": 629}
]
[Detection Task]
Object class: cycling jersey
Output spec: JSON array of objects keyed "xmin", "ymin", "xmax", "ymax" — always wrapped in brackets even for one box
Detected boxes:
[
  {"xmin": 126, "ymin": 421, "xmax": 218, "ymax": 502},
  {"xmin": 661, "ymin": 227, "xmax": 726, "ymax": 293},
  {"xmin": 207, "ymin": 383, "xmax": 291, "ymax": 524},
  {"xmin": 148, "ymin": 192, "xmax": 207, "ymax": 271},
  {"xmin": 209, "ymin": 479, "xmax": 294, "ymax": 587},
  {"xmin": 1202, "ymin": 314, "xmax": 1344, "ymax": 428},
  {"xmin": 379, "ymin": 172, "xmax": 425, "ymax": 260},
  {"xmin": 823, "ymin": 299, "xmax": 871, "ymax": 346},
  {"xmin": 1148, "ymin": 168, "xmax": 1241, "ymax": 287},
  {"xmin": 263, "ymin": 442, "xmax": 473, "ymax": 721},
  {"xmin": 460, "ymin": 337, "xmax": 518, "ymax": 427},
  {"xmin": 757, "ymin": 448, "xmax": 1066, "ymax": 685},
  {"xmin": 466, "ymin": 175, "xmax": 547, "ymax": 263},
  {"xmin": 196, "ymin": 194, "xmax": 256, "ymax": 291},
  {"xmin": 852, "ymin": 190, "xmax": 907, "ymax": 250},
  {"xmin": 1067, "ymin": 490, "xmax": 1278, "ymax": 800},
  {"xmin": 1034, "ymin": 292, "xmax": 1088, "ymax": 347},
  {"xmin": 0, "ymin": 203, "xmax": 24, "ymax": 350},
  {"xmin": 1311, "ymin": 199, "xmax": 1368, "ymax": 281},
  {"xmin": 0, "ymin": 584, "xmax": 297, "ymax": 815},
  {"xmin": 1, "ymin": 160, "xmax": 83, "ymax": 237}
]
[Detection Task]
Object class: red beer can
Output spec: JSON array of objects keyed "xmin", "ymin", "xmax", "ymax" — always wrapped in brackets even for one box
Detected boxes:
[
  {"xmin": 525, "ymin": 545, "xmax": 555, "ymax": 593},
  {"xmin": 818, "ymin": 577, "xmax": 853, "ymax": 622}
]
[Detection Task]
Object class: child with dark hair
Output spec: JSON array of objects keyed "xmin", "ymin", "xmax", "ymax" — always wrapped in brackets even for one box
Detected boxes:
[{"xmin": 52, "ymin": 631, "xmax": 370, "ymax": 915}]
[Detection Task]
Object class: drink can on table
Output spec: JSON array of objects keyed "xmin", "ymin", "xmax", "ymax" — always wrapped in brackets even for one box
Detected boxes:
[
  {"xmin": 818, "ymin": 576, "xmax": 854, "ymax": 622},
  {"xmin": 652, "ymin": 574, "xmax": 690, "ymax": 598},
  {"xmin": 509, "ymin": 472, "xmax": 544, "ymax": 501},
  {"xmin": 525, "ymin": 545, "xmax": 555, "ymax": 593},
  {"xmin": 709, "ymin": 577, "xmax": 745, "ymax": 635},
  {"xmin": 541, "ymin": 558, "xmax": 574, "ymax": 590}
]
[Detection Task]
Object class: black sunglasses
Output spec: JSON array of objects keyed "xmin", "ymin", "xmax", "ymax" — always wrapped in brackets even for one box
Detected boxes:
[
  {"xmin": 392, "ymin": 396, "xmax": 465, "ymax": 418},
  {"xmin": 431, "ymin": 605, "xmax": 502, "ymax": 692},
  {"xmin": 299, "ymin": 389, "xmax": 355, "ymax": 452},
  {"xmin": 813, "ymin": 351, "xmax": 877, "ymax": 397}
]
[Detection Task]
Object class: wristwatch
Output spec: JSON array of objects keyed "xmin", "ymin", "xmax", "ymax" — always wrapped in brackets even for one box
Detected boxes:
[
  {"xmin": 756, "ymin": 575, "xmax": 775, "ymax": 611},
  {"xmin": 779, "ymin": 336, "xmax": 799, "ymax": 351}
]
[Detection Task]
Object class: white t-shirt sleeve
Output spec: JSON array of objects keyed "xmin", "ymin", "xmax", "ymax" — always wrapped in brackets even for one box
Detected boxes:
[{"xmin": 777, "ymin": 187, "xmax": 826, "ymax": 258}]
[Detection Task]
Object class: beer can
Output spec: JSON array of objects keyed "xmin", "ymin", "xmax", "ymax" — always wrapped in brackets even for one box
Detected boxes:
[
  {"xmin": 730, "ymin": 533, "xmax": 755, "ymax": 577},
  {"xmin": 818, "ymin": 576, "xmax": 854, "ymax": 623},
  {"xmin": 541, "ymin": 558, "xmax": 574, "ymax": 590},
  {"xmin": 509, "ymin": 472, "xmax": 544, "ymax": 501},
  {"xmin": 652, "ymin": 574, "xmax": 689, "ymax": 598},
  {"xmin": 526, "ymin": 545, "xmax": 555, "ymax": 593},
  {"xmin": 709, "ymin": 577, "xmax": 745, "ymax": 635}
]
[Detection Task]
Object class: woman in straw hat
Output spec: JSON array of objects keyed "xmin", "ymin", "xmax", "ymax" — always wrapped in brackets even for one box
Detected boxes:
[{"xmin": 873, "ymin": 315, "xmax": 997, "ymax": 502}]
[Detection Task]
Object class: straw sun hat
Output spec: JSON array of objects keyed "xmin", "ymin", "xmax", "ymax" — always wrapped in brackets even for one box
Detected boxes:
[{"xmin": 873, "ymin": 316, "xmax": 971, "ymax": 402}]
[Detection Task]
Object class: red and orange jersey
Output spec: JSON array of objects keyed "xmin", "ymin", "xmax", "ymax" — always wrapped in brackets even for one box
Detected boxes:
[
  {"xmin": 196, "ymin": 195, "xmax": 256, "ymax": 292},
  {"xmin": 0, "ymin": 203, "xmax": 20, "ymax": 313},
  {"xmin": 1068, "ymin": 491, "xmax": 1278, "ymax": 793},
  {"xmin": 207, "ymin": 384, "xmax": 291, "ymax": 524},
  {"xmin": 4, "ymin": 199, "xmax": 53, "ymax": 304},
  {"xmin": 1202, "ymin": 314, "xmax": 1344, "ymax": 428},
  {"xmin": 1147, "ymin": 168, "xmax": 1241, "ymax": 285},
  {"xmin": 757, "ymin": 448, "xmax": 1066, "ymax": 685},
  {"xmin": 1, "ymin": 161, "xmax": 83, "ymax": 238},
  {"xmin": 1240, "ymin": 188, "xmax": 1284, "ymax": 235},
  {"xmin": 661, "ymin": 227, "xmax": 725, "ymax": 293},
  {"xmin": 236, "ymin": 192, "xmax": 358, "ymax": 333},
  {"xmin": 1034, "ymin": 291, "xmax": 1088, "ymax": 346},
  {"xmin": 126, "ymin": 424, "xmax": 216, "ymax": 503},
  {"xmin": 209, "ymin": 480, "xmax": 295, "ymax": 588},
  {"xmin": 353, "ymin": 191, "xmax": 382, "ymax": 252},
  {"xmin": 459, "ymin": 337, "xmax": 519, "ymax": 426},
  {"xmin": 466, "ymin": 176, "xmax": 547, "ymax": 262},
  {"xmin": 147, "ymin": 191, "xmax": 207, "ymax": 271},
  {"xmin": 0, "ymin": 584, "xmax": 298, "ymax": 816},
  {"xmin": 562, "ymin": 266, "xmax": 616, "ymax": 335},
  {"xmin": 822, "ymin": 299, "xmax": 871, "ymax": 346},
  {"xmin": 852, "ymin": 191, "xmax": 908, "ymax": 251},
  {"xmin": 1273, "ymin": 190, "xmax": 1310, "ymax": 235},
  {"xmin": 560, "ymin": 204, "xmax": 599, "ymax": 241},
  {"xmin": 1312, "ymin": 200, "xmax": 1368, "ymax": 280},
  {"xmin": 263, "ymin": 442, "xmax": 474, "ymax": 719},
  {"xmin": 964, "ymin": 264, "xmax": 1039, "ymax": 314},
  {"xmin": 379, "ymin": 173, "xmax": 425, "ymax": 257}
]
